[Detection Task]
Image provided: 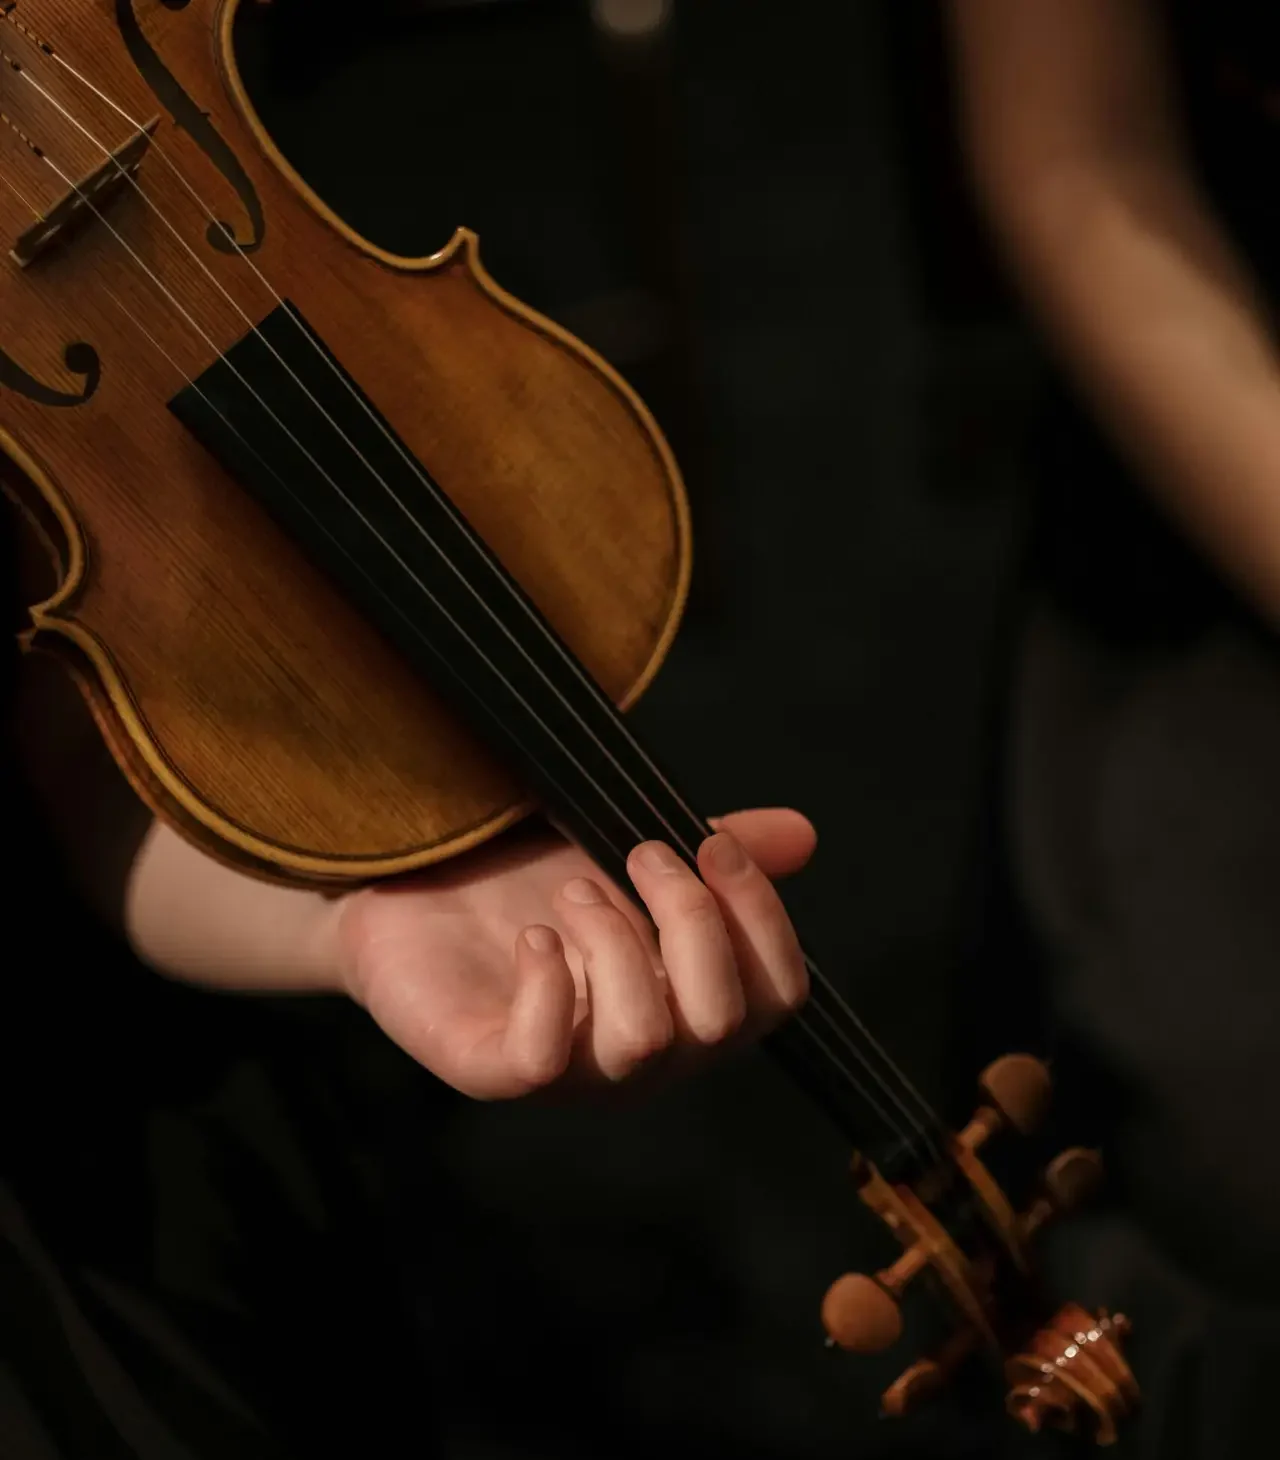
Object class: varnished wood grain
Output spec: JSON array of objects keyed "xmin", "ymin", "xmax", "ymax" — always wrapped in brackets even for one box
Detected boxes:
[{"xmin": 0, "ymin": 0, "xmax": 690, "ymax": 885}]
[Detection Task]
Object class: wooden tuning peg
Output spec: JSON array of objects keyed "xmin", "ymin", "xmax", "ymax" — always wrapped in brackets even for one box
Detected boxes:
[
  {"xmin": 822, "ymin": 1275, "xmax": 903, "ymax": 1354},
  {"xmin": 822, "ymin": 1060, "xmax": 1139, "ymax": 1443},
  {"xmin": 1022, "ymin": 1148, "xmax": 1106, "ymax": 1244},
  {"xmin": 822, "ymin": 1241, "xmax": 929, "ymax": 1353},
  {"xmin": 979, "ymin": 1053, "xmax": 1052, "ymax": 1135},
  {"xmin": 956, "ymin": 1055, "xmax": 1053, "ymax": 1160},
  {"xmin": 1043, "ymin": 1147, "xmax": 1104, "ymax": 1212}
]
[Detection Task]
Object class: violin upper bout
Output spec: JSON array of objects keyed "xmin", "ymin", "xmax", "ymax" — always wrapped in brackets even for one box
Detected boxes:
[
  {"xmin": 0, "ymin": 0, "xmax": 693, "ymax": 887},
  {"xmin": 209, "ymin": 0, "xmax": 684, "ymax": 498}
]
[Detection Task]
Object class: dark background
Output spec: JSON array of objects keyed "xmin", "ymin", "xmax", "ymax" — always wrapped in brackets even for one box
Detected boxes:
[{"xmin": 236, "ymin": 2, "xmax": 1044, "ymax": 1456}]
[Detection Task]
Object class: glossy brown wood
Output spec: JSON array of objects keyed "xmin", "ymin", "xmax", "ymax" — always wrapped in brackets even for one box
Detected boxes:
[
  {"xmin": 978, "ymin": 1053, "xmax": 1052, "ymax": 1135},
  {"xmin": 0, "ymin": 0, "xmax": 690, "ymax": 885},
  {"xmin": 821, "ymin": 1056, "xmax": 1139, "ymax": 1445},
  {"xmin": 1006, "ymin": 1307, "xmax": 1136, "ymax": 1447},
  {"xmin": 821, "ymin": 1271, "xmax": 905, "ymax": 1355}
]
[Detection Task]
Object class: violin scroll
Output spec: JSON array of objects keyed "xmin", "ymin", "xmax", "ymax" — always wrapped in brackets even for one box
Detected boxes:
[
  {"xmin": 822, "ymin": 1054, "xmax": 1139, "ymax": 1445},
  {"xmin": 1006, "ymin": 1305, "xmax": 1136, "ymax": 1447}
]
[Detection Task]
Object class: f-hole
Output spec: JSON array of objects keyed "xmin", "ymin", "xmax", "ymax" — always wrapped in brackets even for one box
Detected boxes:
[
  {"xmin": 0, "ymin": 341, "xmax": 101, "ymax": 408},
  {"xmin": 115, "ymin": 0, "xmax": 266, "ymax": 253}
]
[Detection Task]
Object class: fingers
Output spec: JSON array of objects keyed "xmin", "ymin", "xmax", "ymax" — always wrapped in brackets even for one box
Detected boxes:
[
  {"xmin": 554, "ymin": 877, "xmax": 674, "ymax": 1083},
  {"xmin": 432, "ymin": 925, "xmax": 578, "ymax": 1101},
  {"xmin": 623, "ymin": 829, "xmax": 809, "ymax": 1053},
  {"xmin": 697, "ymin": 831, "xmax": 809, "ymax": 1025},
  {"xmin": 499, "ymin": 926, "xmax": 578, "ymax": 1090},
  {"xmin": 625, "ymin": 841, "xmax": 746, "ymax": 1048},
  {"xmin": 436, "ymin": 814, "xmax": 813, "ymax": 1100},
  {"xmin": 709, "ymin": 808, "xmax": 817, "ymax": 880}
]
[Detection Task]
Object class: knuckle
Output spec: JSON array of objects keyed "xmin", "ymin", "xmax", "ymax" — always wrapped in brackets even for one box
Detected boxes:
[
  {"xmin": 585, "ymin": 901, "xmax": 632, "ymax": 936},
  {"xmin": 571, "ymin": 902, "xmax": 639, "ymax": 956},
  {"xmin": 666, "ymin": 884, "xmax": 721, "ymax": 925}
]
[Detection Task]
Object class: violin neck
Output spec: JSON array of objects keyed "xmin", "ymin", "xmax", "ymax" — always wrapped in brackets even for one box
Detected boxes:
[{"xmin": 171, "ymin": 301, "xmax": 945, "ymax": 1182}]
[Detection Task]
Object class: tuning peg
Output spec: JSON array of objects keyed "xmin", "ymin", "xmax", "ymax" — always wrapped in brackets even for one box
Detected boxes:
[
  {"xmin": 822, "ymin": 1274, "xmax": 903, "ymax": 1354},
  {"xmin": 1021, "ymin": 1148, "xmax": 1106, "ymax": 1244},
  {"xmin": 1042, "ymin": 1147, "xmax": 1103, "ymax": 1212},
  {"xmin": 822, "ymin": 1240, "xmax": 931, "ymax": 1353},
  {"xmin": 956, "ymin": 1056, "xmax": 1053, "ymax": 1160},
  {"xmin": 823, "ymin": 1054, "xmax": 1138, "ymax": 1441},
  {"xmin": 978, "ymin": 1054, "xmax": 1052, "ymax": 1135}
]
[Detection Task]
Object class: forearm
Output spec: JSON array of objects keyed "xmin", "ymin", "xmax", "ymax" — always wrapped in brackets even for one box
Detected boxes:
[
  {"xmin": 988, "ymin": 156, "xmax": 1280, "ymax": 622},
  {"xmin": 10, "ymin": 651, "xmax": 345, "ymax": 992},
  {"xmin": 124, "ymin": 819, "xmax": 345, "ymax": 993},
  {"xmin": 948, "ymin": 0, "xmax": 1280, "ymax": 624}
]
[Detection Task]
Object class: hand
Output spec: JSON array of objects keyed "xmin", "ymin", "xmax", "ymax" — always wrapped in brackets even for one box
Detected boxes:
[{"xmin": 328, "ymin": 809, "xmax": 815, "ymax": 1099}]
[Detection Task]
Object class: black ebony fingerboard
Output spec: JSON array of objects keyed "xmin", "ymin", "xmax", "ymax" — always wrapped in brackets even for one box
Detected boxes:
[{"xmin": 169, "ymin": 302, "xmax": 948, "ymax": 1181}]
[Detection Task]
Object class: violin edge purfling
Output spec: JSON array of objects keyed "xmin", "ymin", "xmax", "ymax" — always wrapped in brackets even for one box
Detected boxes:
[
  {"xmin": 0, "ymin": 0, "xmax": 1138, "ymax": 1441},
  {"xmin": 1, "ymin": 0, "xmax": 693, "ymax": 885}
]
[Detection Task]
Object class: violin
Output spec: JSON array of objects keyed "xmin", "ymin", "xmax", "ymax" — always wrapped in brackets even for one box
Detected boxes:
[{"xmin": 0, "ymin": 0, "xmax": 1139, "ymax": 1442}]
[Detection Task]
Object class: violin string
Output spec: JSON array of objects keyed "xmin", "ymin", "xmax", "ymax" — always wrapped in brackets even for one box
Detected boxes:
[
  {"xmin": 21, "ymin": 53, "xmax": 944, "ymax": 1167},
  {"xmin": 12, "ymin": 56, "xmax": 944, "ymax": 1160},
  {"xmin": 22, "ymin": 32, "xmax": 946, "ymax": 1156},
  {"xmin": 89, "ymin": 289, "xmax": 627, "ymax": 895},
  {"xmin": 15, "ymin": 45, "xmax": 944, "ymax": 1167},
  {"xmin": 36, "ymin": 42, "xmax": 943, "ymax": 1148},
  {"xmin": 0, "ymin": 164, "xmax": 39, "ymax": 221},
  {"xmin": 42, "ymin": 156, "xmax": 921, "ymax": 1161},
  {"xmin": 91, "ymin": 284, "xmax": 921, "ymax": 1154},
  {"xmin": 33, "ymin": 154, "xmax": 665, "ymax": 856}
]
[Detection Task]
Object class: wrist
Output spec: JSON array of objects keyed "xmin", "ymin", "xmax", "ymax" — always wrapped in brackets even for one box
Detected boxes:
[
  {"xmin": 125, "ymin": 820, "xmax": 354, "ymax": 994},
  {"xmin": 306, "ymin": 887, "xmax": 365, "ymax": 1001}
]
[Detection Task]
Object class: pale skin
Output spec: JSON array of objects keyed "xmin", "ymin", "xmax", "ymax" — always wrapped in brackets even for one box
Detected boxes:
[
  {"xmin": 127, "ymin": 806, "xmax": 815, "ymax": 1099},
  {"xmin": 9, "ymin": 644, "xmax": 813, "ymax": 1101},
  {"xmin": 35, "ymin": 0, "xmax": 1270, "ymax": 1119},
  {"xmin": 949, "ymin": 0, "xmax": 1280, "ymax": 624}
]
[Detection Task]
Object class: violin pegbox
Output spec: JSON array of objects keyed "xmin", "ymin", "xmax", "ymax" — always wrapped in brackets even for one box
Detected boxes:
[{"xmin": 821, "ymin": 1054, "xmax": 1139, "ymax": 1445}]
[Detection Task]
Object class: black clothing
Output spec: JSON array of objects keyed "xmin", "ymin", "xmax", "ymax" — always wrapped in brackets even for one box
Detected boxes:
[
  {"xmin": 0, "ymin": 519, "xmax": 431, "ymax": 1455},
  {"xmin": 1009, "ymin": 3, "xmax": 1280, "ymax": 1455}
]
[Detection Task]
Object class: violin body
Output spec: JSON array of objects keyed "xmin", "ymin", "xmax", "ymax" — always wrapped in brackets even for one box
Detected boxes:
[
  {"xmin": 0, "ymin": 3, "xmax": 1141, "ymax": 1444},
  {"xmin": 1, "ymin": 0, "xmax": 689, "ymax": 885}
]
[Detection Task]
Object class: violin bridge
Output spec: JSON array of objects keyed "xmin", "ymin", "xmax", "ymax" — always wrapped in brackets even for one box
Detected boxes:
[{"xmin": 10, "ymin": 115, "xmax": 159, "ymax": 268}]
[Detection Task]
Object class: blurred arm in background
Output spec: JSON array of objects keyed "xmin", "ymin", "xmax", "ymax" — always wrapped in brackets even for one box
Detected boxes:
[{"xmin": 948, "ymin": 0, "xmax": 1280, "ymax": 624}]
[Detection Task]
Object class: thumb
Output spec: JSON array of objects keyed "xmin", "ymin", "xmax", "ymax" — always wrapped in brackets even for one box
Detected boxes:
[{"xmin": 709, "ymin": 807, "xmax": 817, "ymax": 880}]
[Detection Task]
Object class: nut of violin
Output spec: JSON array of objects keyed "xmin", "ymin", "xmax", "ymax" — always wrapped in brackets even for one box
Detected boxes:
[
  {"xmin": 822, "ymin": 1274, "xmax": 904, "ymax": 1354},
  {"xmin": 979, "ymin": 1054, "xmax": 1052, "ymax": 1135},
  {"xmin": 1043, "ymin": 1147, "xmax": 1104, "ymax": 1212}
]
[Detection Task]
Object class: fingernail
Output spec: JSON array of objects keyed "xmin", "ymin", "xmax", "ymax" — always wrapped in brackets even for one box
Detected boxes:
[
  {"xmin": 562, "ymin": 877, "xmax": 605, "ymax": 905},
  {"xmin": 707, "ymin": 832, "xmax": 747, "ymax": 876},
  {"xmin": 524, "ymin": 925, "xmax": 561, "ymax": 954},
  {"xmin": 637, "ymin": 842, "xmax": 683, "ymax": 875}
]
